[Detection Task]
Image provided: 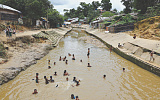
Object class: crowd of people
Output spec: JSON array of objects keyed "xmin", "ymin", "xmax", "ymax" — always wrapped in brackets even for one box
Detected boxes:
[{"xmin": 32, "ymin": 48, "xmax": 125, "ymax": 99}]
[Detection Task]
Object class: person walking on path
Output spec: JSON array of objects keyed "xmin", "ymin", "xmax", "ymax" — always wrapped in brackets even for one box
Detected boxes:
[{"xmin": 149, "ymin": 50, "xmax": 155, "ymax": 62}]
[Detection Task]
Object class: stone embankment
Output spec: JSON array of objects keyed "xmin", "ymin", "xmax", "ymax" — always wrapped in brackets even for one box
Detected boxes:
[
  {"xmin": 77, "ymin": 25, "xmax": 160, "ymax": 76},
  {"xmin": 0, "ymin": 28, "xmax": 71, "ymax": 85}
]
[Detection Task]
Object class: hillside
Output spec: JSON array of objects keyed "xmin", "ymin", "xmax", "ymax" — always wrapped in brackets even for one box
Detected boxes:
[{"xmin": 131, "ymin": 16, "xmax": 160, "ymax": 40}]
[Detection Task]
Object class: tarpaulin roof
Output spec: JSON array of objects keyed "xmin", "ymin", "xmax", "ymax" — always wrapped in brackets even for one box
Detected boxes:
[{"xmin": 0, "ymin": 4, "xmax": 21, "ymax": 13}]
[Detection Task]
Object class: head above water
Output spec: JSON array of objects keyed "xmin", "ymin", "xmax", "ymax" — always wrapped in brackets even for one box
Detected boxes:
[
  {"xmin": 103, "ymin": 75, "xmax": 106, "ymax": 78},
  {"xmin": 44, "ymin": 76, "xmax": 46, "ymax": 79},
  {"xmin": 36, "ymin": 73, "xmax": 39, "ymax": 76},
  {"xmin": 50, "ymin": 76, "xmax": 52, "ymax": 78}
]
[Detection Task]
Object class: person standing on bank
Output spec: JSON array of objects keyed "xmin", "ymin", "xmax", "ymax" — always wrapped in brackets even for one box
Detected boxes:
[
  {"xmin": 5, "ymin": 27, "xmax": 9, "ymax": 37},
  {"xmin": 8, "ymin": 26, "xmax": 12, "ymax": 38},
  {"xmin": 149, "ymin": 50, "xmax": 155, "ymax": 62},
  {"xmin": 13, "ymin": 28, "xmax": 16, "ymax": 37}
]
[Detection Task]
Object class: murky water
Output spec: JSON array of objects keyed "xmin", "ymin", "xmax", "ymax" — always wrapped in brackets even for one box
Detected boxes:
[{"xmin": 0, "ymin": 29, "xmax": 160, "ymax": 100}]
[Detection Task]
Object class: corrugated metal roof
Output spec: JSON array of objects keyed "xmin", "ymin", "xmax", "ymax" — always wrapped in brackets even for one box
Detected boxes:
[{"xmin": 0, "ymin": 4, "xmax": 21, "ymax": 13}]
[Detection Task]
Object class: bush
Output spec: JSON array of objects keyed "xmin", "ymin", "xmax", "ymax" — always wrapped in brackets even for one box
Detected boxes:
[
  {"xmin": 0, "ymin": 43, "xmax": 6, "ymax": 58},
  {"xmin": 102, "ymin": 11, "xmax": 115, "ymax": 17}
]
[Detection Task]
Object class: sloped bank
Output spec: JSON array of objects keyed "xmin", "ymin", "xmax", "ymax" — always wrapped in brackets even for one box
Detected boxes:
[
  {"xmin": 0, "ymin": 28, "xmax": 72, "ymax": 85},
  {"xmin": 84, "ymin": 30, "xmax": 160, "ymax": 77}
]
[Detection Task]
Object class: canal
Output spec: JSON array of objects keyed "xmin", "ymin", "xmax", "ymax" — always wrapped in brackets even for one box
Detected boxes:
[{"xmin": 0, "ymin": 29, "xmax": 160, "ymax": 100}]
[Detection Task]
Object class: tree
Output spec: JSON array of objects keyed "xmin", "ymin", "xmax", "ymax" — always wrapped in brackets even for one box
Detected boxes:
[
  {"xmin": 121, "ymin": 0, "xmax": 133, "ymax": 14},
  {"xmin": 48, "ymin": 9, "xmax": 64, "ymax": 28},
  {"xmin": 134, "ymin": 0, "xmax": 158, "ymax": 14},
  {"xmin": 101, "ymin": 0, "xmax": 112, "ymax": 11},
  {"xmin": 92, "ymin": 1, "xmax": 101, "ymax": 10}
]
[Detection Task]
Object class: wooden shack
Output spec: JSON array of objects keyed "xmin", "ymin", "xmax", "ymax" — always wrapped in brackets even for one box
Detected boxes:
[{"xmin": 0, "ymin": 4, "xmax": 21, "ymax": 24}]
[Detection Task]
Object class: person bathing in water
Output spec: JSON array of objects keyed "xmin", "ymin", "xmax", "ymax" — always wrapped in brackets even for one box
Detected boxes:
[
  {"xmin": 68, "ymin": 53, "xmax": 71, "ymax": 56},
  {"xmin": 48, "ymin": 60, "xmax": 50, "ymax": 64},
  {"xmin": 54, "ymin": 72, "xmax": 57, "ymax": 76},
  {"xmin": 87, "ymin": 48, "xmax": 90, "ymax": 58},
  {"xmin": 63, "ymin": 70, "xmax": 69, "ymax": 76},
  {"xmin": 59, "ymin": 56, "xmax": 62, "ymax": 61},
  {"xmin": 54, "ymin": 62, "xmax": 56, "ymax": 65},
  {"xmin": 44, "ymin": 76, "xmax": 49, "ymax": 84},
  {"xmin": 48, "ymin": 66, "xmax": 51, "ymax": 69},
  {"xmin": 32, "ymin": 89, "xmax": 38, "ymax": 94},
  {"xmin": 87, "ymin": 63, "xmax": 92, "ymax": 67},
  {"xmin": 50, "ymin": 76, "xmax": 54, "ymax": 83},
  {"xmin": 80, "ymin": 59, "xmax": 82, "ymax": 62},
  {"xmin": 63, "ymin": 56, "xmax": 67, "ymax": 61},
  {"xmin": 36, "ymin": 73, "xmax": 39, "ymax": 83},
  {"xmin": 72, "ymin": 54, "xmax": 75, "ymax": 60},
  {"xmin": 103, "ymin": 75, "xmax": 106, "ymax": 79},
  {"xmin": 65, "ymin": 60, "xmax": 68, "ymax": 64}
]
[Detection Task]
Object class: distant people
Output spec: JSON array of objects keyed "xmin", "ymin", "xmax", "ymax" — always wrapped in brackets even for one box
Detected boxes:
[
  {"xmin": 63, "ymin": 70, "xmax": 69, "ymax": 76},
  {"xmin": 87, "ymin": 63, "xmax": 92, "ymax": 67},
  {"xmin": 123, "ymin": 68, "xmax": 125, "ymax": 72},
  {"xmin": 48, "ymin": 60, "xmax": 50, "ymax": 64},
  {"xmin": 50, "ymin": 76, "xmax": 54, "ymax": 83},
  {"xmin": 63, "ymin": 56, "xmax": 66, "ymax": 61},
  {"xmin": 133, "ymin": 34, "xmax": 136, "ymax": 39},
  {"xmin": 103, "ymin": 75, "xmax": 106, "ymax": 79},
  {"xmin": 44, "ymin": 76, "xmax": 49, "ymax": 84},
  {"xmin": 65, "ymin": 60, "xmax": 68, "ymax": 64},
  {"xmin": 8, "ymin": 26, "xmax": 12, "ymax": 38},
  {"xmin": 71, "ymin": 94, "xmax": 75, "ymax": 99},
  {"xmin": 32, "ymin": 89, "xmax": 38, "ymax": 94},
  {"xmin": 13, "ymin": 28, "xmax": 16, "ymax": 37},
  {"xmin": 68, "ymin": 53, "xmax": 71, "ymax": 56},
  {"xmin": 80, "ymin": 60, "xmax": 82, "ymax": 62},
  {"xmin": 66, "ymin": 77, "xmax": 69, "ymax": 81},
  {"xmin": 73, "ymin": 77, "xmax": 76, "ymax": 82},
  {"xmin": 59, "ymin": 56, "xmax": 62, "ymax": 61},
  {"xmin": 149, "ymin": 50, "xmax": 155, "ymax": 62},
  {"xmin": 36, "ymin": 73, "xmax": 39, "ymax": 83},
  {"xmin": 72, "ymin": 54, "xmax": 75, "ymax": 60},
  {"xmin": 87, "ymin": 48, "xmax": 90, "ymax": 58},
  {"xmin": 56, "ymin": 84, "xmax": 58, "ymax": 87},
  {"xmin": 54, "ymin": 72, "xmax": 57, "ymax": 76},
  {"xmin": 76, "ymin": 96, "xmax": 79, "ymax": 100},
  {"xmin": 54, "ymin": 62, "xmax": 56, "ymax": 65},
  {"xmin": 48, "ymin": 66, "xmax": 51, "ymax": 69}
]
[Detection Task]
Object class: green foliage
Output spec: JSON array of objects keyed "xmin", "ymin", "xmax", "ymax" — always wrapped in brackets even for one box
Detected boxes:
[
  {"xmin": 121, "ymin": 0, "xmax": 133, "ymax": 14},
  {"xmin": 134, "ymin": 0, "xmax": 158, "ymax": 14},
  {"xmin": 48, "ymin": 9, "xmax": 64, "ymax": 28},
  {"xmin": 0, "ymin": 43, "xmax": 6, "ymax": 58},
  {"xmin": 102, "ymin": 11, "xmax": 115, "ymax": 17},
  {"xmin": 101, "ymin": 0, "xmax": 112, "ymax": 11}
]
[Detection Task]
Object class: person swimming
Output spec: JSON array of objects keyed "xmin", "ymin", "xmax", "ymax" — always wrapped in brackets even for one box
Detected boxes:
[
  {"xmin": 65, "ymin": 60, "xmax": 68, "ymax": 64},
  {"xmin": 35, "ymin": 73, "xmax": 39, "ymax": 83},
  {"xmin": 68, "ymin": 53, "xmax": 71, "ymax": 56},
  {"xmin": 66, "ymin": 77, "xmax": 68, "ymax": 81},
  {"xmin": 123, "ymin": 68, "xmax": 125, "ymax": 72},
  {"xmin": 54, "ymin": 72, "xmax": 57, "ymax": 76},
  {"xmin": 73, "ymin": 77, "xmax": 76, "ymax": 82},
  {"xmin": 54, "ymin": 62, "xmax": 56, "ymax": 65},
  {"xmin": 87, "ymin": 63, "xmax": 92, "ymax": 67},
  {"xmin": 72, "ymin": 54, "xmax": 75, "ymax": 60},
  {"xmin": 71, "ymin": 94, "xmax": 75, "ymax": 99},
  {"xmin": 87, "ymin": 48, "xmax": 90, "ymax": 58},
  {"xmin": 63, "ymin": 70, "xmax": 69, "ymax": 76},
  {"xmin": 76, "ymin": 96, "xmax": 79, "ymax": 100},
  {"xmin": 44, "ymin": 76, "xmax": 49, "ymax": 84},
  {"xmin": 80, "ymin": 59, "xmax": 82, "ymax": 62},
  {"xmin": 76, "ymin": 81, "xmax": 80, "ymax": 86},
  {"xmin": 59, "ymin": 56, "xmax": 62, "ymax": 61},
  {"xmin": 48, "ymin": 66, "xmax": 51, "ymax": 69},
  {"xmin": 48, "ymin": 60, "xmax": 50, "ymax": 64},
  {"xmin": 50, "ymin": 76, "xmax": 54, "ymax": 83},
  {"xmin": 32, "ymin": 89, "xmax": 38, "ymax": 94},
  {"xmin": 103, "ymin": 75, "xmax": 106, "ymax": 78},
  {"xmin": 63, "ymin": 56, "xmax": 67, "ymax": 61}
]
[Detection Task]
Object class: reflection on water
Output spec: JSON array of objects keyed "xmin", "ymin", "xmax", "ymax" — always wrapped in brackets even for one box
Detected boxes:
[{"xmin": 0, "ymin": 29, "xmax": 160, "ymax": 100}]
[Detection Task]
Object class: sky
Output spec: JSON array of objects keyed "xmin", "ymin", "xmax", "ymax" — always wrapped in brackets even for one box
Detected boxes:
[{"xmin": 50, "ymin": 0, "xmax": 125, "ymax": 15}]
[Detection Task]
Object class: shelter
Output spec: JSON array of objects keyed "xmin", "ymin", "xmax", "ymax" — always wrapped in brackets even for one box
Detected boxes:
[{"xmin": 0, "ymin": 4, "xmax": 21, "ymax": 24}]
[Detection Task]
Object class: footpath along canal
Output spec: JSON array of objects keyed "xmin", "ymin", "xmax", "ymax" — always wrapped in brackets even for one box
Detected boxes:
[{"xmin": 0, "ymin": 29, "xmax": 160, "ymax": 100}]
